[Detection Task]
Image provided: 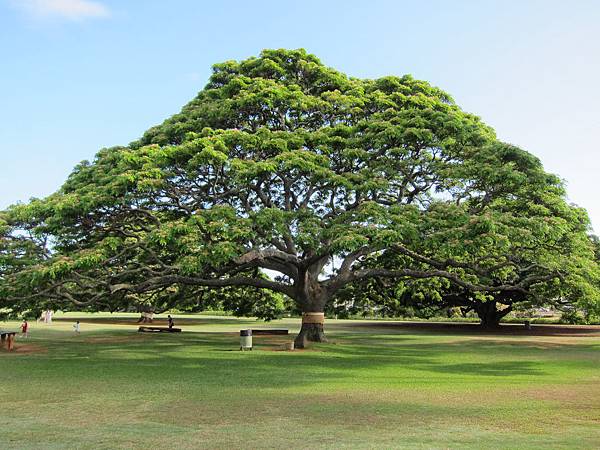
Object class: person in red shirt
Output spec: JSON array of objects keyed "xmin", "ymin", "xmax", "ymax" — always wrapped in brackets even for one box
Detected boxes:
[{"xmin": 21, "ymin": 319, "xmax": 29, "ymax": 338}]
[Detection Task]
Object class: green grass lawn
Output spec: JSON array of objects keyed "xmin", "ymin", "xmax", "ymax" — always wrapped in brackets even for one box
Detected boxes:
[{"xmin": 1, "ymin": 314, "xmax": 599, "ymax": 449}]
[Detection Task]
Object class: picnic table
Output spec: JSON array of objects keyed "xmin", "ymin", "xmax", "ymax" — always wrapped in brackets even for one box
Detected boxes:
[
  {"xmin": 251, "ymin": 329, "xmax": 289, "ymax": 335},
  {"xmin": 0, "ymin": 330, "xmax": 17, "ymax": 351}
]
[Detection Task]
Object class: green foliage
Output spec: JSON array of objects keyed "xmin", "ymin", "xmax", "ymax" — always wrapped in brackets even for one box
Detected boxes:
[{"xmin": 559, "ymin": 308, "xmax": 587, "ymax": 325}]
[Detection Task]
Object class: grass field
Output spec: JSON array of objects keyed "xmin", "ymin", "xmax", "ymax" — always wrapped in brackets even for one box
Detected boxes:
[{"xmin": 1, "ymin": 314, "xmax": 599, "ymax": 449}]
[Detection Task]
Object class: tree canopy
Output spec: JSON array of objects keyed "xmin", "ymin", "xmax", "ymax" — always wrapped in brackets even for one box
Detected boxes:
[{"xmin": 1, "ymin": 49, "xmax": 598, "ymax": 346}]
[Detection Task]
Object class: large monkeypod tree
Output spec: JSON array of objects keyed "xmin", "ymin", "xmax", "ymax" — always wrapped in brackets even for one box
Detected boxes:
[{"xmin": 2, "ymin": 49, "xmax": 598, "ymax": 346}]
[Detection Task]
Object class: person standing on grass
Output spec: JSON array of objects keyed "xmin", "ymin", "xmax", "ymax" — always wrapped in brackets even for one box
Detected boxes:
[
  {"xmin": 73, "ymin": 320, "xmax": 80, "ymax": 334},
  {"xmin": 167, "ymin": 315, "xmax": 174, "ymax": 329},
  {"xmin": 21, "ymin": 319, "xmax": 29, "ymax": 338}
]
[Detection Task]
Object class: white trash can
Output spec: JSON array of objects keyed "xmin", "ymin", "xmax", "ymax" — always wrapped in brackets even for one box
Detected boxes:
[{"xmin": 240, "ymin": 329, "xmax": 252, "ymax": 351}]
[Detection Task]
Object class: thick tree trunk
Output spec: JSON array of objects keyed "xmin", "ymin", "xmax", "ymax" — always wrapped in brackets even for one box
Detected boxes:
[
  {"xmin": 475, "ymin": 301, "xmax": 512, "ymax": 328},
  {"xmin": 294, "ymin": 312, "xmax": 327, "ymax": 348},
  {"xmin": 292, "ymin": 264, "xmax": 331, "ymax": 348}
]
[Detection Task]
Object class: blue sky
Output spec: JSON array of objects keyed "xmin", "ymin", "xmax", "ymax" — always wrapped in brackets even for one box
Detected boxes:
[{"xmin": 1, "ymin": 0, "xmax": 599, "ymax": 231}]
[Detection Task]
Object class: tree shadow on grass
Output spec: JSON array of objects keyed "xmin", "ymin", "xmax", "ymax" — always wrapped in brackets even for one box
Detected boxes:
[
  {"xmin": 9, "ymin": 319, "xmax": 597, "ymax": 390},
  {"xmin": 5, "ymin": 328, "xmax": 553, "ymax": 391},
  {"xmin": 425, "ymin": 360, "xmax": 542, "ymax": 376}
]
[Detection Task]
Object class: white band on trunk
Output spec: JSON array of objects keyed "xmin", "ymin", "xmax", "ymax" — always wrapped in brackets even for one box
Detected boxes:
[{"xmin": 302, "ymin": 312, "xmax": 325, "ymax": 324}]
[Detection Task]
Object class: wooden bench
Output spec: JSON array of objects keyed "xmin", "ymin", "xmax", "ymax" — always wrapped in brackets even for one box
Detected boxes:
[
  {"xmin": 138, "ymin": 326, "xmax": 181, "ymax": 333},
  {"xmin": 251, "ymin": 329, "xmax": 289, "ymax": 335},
  {"xmin": 0, "ymin": 330, "xmax": 17, "ymax": 351}
]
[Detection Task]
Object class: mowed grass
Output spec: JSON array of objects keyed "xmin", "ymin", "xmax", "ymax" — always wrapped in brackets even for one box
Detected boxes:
[{"xmin": 1, "ymin": 315, "xmax": 599, "ymax": 449}]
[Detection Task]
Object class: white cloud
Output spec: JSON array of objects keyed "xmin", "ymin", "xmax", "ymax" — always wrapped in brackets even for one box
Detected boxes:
[{"xmin": 13, "ymin": 0, "xmax": 110, "ymax": 21}]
